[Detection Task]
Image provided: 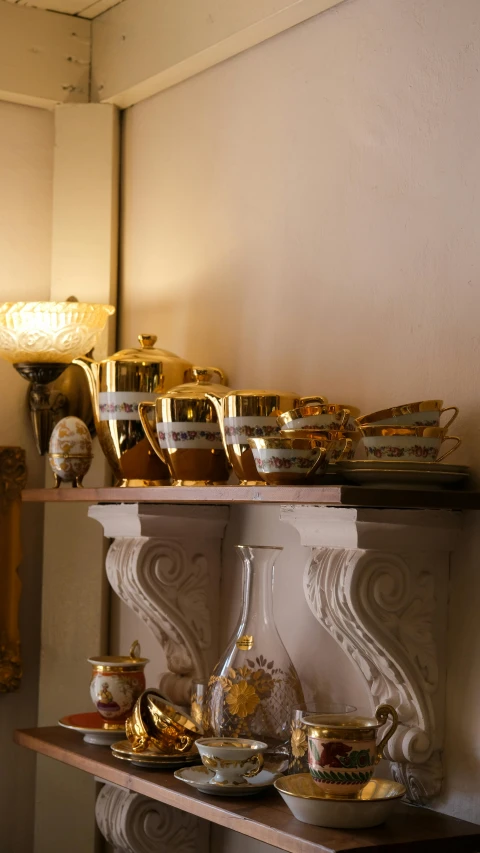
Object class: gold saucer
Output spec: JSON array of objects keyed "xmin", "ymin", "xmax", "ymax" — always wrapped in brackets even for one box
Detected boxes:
[{"xmin": 274, "ymin": 775, "xmax": 405, "ymax": 828}]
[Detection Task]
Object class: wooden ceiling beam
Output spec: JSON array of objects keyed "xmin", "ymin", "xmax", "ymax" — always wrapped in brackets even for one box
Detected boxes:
[
  {"xmin": 91, "ymin": 0, "xmax": 345, "ymax": 109},
  {"xmin": 0, "ymin": 2, "xmax": 90, "ymax": 109}
]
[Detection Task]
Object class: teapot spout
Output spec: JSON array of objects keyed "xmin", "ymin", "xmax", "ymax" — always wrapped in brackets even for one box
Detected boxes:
[{"xmin": 73, "ymin": 356, "xmax": 100, "ymax": 423}]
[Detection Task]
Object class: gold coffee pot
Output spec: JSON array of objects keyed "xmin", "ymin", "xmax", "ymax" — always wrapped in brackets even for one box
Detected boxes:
[
  {"xmin": 139, "ymin": 366, "xmax": 230, "ymax": 485},
  {"xmin": 207, "ymin": 391, "xmax": 327, "ymax": 484},
  {"xmin": 74, "ymin": 335, "xmax": 192, "ymax": 485}
]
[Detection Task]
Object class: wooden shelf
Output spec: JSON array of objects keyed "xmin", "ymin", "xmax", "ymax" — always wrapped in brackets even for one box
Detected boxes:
[
  {"xmin": 21, "ymin": 485, "xmax": 480, "ymax": 510},
  {"xmin": 15, "ymin": 726, "xmax": 480, "ymax": 853}
]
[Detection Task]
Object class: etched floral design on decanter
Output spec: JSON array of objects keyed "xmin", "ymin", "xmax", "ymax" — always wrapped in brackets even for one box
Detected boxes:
[{"xmin": 204, "ymin": 546, "xmax": 304, "ymax": 747}]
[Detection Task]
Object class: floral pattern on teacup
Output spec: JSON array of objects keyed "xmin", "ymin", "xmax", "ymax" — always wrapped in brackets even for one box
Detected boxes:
[
  {"xmin": 253, "ymin": 453, "xmax": 319, "ymax": 471},
  {"xmin": 283, "ymin": 418, "xmax": 347, "ymax": 432},
  {"xmin": 308, "ymin": 737, "xmax": 376, "ymax": 794},
  {"xmin": 225, "ymin": 424, "xmax": 280, "ymax": 439},
  {"xmin": 365, "ymin": 444, "xmax": 437, "ymax": 460}
]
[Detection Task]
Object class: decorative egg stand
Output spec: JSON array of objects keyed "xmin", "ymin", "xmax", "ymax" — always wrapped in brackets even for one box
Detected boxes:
[{"xmin": 18, "ymin": 485, "xmax": 480, "ymax": 852}]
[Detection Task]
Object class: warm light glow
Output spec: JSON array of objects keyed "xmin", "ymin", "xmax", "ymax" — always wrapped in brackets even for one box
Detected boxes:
[{"xmin": 0, "ymin": 302, "xmax": 115, "ymax": 364}]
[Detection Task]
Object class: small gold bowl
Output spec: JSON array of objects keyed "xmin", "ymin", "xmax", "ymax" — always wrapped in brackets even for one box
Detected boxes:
[
  {"xmin": 126, "ymin": 688, "xmax": 202, "ymax": 755},
  {"xmin": 248, "ymin": 436, "xmax": 328, "ymax": 485}
]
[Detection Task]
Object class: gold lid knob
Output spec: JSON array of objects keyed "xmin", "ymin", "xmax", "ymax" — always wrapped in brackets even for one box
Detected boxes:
[{"xmin": 138, "ymin": 334, "xmax": 157, "ymax": 349}]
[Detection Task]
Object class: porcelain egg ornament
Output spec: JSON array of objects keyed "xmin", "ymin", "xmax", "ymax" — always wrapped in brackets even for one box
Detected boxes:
[{"xmin": 48, "ymin": 415, "xmax": 93, "ymax": 488}]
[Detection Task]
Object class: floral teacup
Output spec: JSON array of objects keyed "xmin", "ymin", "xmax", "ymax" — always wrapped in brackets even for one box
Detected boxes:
[
  {"xmin": 289, "ymin": 704, "xmax": 357, "ymax": 775},
  {"xmin": 359, "ymin": 425, "xmax": 461, "ymax": 463},
  {"xmin": 195, "ymin": 737, "xmax": 267, "ymax": 785},
  {"xmin": 248, "ymin": 436, "xmax": 328, "ymax": 484},
  {"xmin": 303, "ymin": 704, "xmax": 398, "ymax": 797},
  {"xmin": 277, "ymin": 404, "xmax": 350, "ymax": 433},
  {"xmin": 279, "ymin": 429, "xmax": 353, "ymax": 463},
  {"xmin": 89, "ymin": 641, "xmax": 148, "ymax": 726},
  {"xmin": 357, "ymin": 400, "xmax": 459, "ymax": 429}
]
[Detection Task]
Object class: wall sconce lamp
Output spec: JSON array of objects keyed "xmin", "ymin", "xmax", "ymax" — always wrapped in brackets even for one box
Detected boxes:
[{"xmin": 0, "ymin": 300, "xmax": 115, "ymax": 455}]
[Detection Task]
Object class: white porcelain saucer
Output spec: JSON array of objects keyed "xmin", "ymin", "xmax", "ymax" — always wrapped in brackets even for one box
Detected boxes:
[
  {"xmin": 174, "ymin": 765, "xmax": 281, "ymax": 796},
  {"xmin": 59, "ymin": 712, "xmax": 125, "ymax": 745},
  {"xmin": 336, "ymin": 460, "xmax": 470, "ymax": 489}
]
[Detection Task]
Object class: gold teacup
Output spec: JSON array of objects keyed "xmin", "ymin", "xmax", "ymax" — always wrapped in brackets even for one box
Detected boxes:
[
  {"xmin": 277, "ymin": 404, "xmax": 350, "ymax": 433},
  {"xmin": 357, "ymin": 400, "xmax": 459, "ymax": 430},
  {"xmin": 248, "ymin": 436, "xmax": 328, "ymax": 485},
  {"xmin": 126, "ymin": 688, "xmax": 201, "ymax": 754},
  {"xmin": 280, "ymin": 429, "xmax": 353, "ymax": 462},
  {"xmin": 359, "ymin": 425, "xmax": 461, "ymax": 463}
]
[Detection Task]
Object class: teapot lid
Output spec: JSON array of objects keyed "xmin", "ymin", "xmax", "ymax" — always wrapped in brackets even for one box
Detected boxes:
[
  {"xmin": 163, "ymin": 366, "xmax": 230, "ymax": 400},
  {"xmin": 101, "ymin": 335, "xmax": 187, "ymax": 365}
]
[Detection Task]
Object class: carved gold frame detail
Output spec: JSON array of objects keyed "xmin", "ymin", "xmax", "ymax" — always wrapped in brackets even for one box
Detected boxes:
[{"xmin": 0, "ymin": 447, "xmax": 27, "ymax": 693}]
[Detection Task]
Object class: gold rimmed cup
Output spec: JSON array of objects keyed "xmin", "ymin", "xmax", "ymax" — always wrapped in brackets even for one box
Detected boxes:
[
  {"xmin": 277, "ymin": 404, "xmax": 350, "ymax": 433},
  {"xmin": 247, "ymin": 436, "xmax": 328, "ymax": 485},
  {"xmin": 195, "ymin": 737, "xmax": 267, "ymax": 785},
  {"xmin": 359, "ymin": 425, "xmax": 461, "ymax": 464},
  {"xmin": 303, "ymin": 704, "xmax": 398, "ymax": 798},
  {"xmin": 279, "ymin": 429, "xmax": 353, "ymax": 463},
  {"xmin": 357, "ymin": 400, "xmax": 459, "ymax": 430},
  {"xmin": 89, "ymin": 641, "xmax": 148, "ymax": 726}
]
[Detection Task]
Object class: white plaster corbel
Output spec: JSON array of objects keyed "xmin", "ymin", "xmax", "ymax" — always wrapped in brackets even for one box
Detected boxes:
[
  {"xmin": 89, "ymin": 504, "xmax": 229, "ymax": 706},
  {"xmin": 95, "ymin": 782, "xmax": 209, "ymax": 852},
  {"xmin": 280, "ymin": 505, "xmax": 461, "ymax": 804}
]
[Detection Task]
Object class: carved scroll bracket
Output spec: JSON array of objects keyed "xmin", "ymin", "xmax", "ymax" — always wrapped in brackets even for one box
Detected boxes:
[
  {"xmin": 89, "ymin": 504, "xmax": 229, "ymax": 706},
  {"xmin": 280, "ymin": 505, "xmax": 461, "ymax": 804},
  {"xmin": 96, "ymin": 782, "xmax": 209, "ymax": 852}
]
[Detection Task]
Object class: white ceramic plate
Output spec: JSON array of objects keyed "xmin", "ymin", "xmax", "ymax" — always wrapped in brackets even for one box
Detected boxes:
[
  {"xmin": 274, "ymin": 774, "xmax": 405, "ymax": 828},
  {"xmin": 59, "ymin": 712, "xmax": 124, "ymax": 745},
  {"xmin": 336, "ymin": 460, "xmax": 470, "ymax": 489},
  {"xmin": 174, "ymin": 765, "xmax": 280, "ymax": 796}
]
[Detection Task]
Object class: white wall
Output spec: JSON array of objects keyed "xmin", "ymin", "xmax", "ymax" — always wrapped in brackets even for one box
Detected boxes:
[
  {"xmin": 0, "ymin": 101, "xmax": 54, "ymax": 852},
  {"xmin": 117, "ymin": 0, "xmax": 480, "ymax": 839}
]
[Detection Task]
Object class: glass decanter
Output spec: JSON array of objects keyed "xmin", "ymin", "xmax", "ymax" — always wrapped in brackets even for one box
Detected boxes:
[{"xmin": 204, "ymin": 545, "xmax": 304, "ymax": 747}]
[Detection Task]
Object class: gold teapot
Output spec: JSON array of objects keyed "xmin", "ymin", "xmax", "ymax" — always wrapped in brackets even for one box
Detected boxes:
[
  {"xmin": 139, "ymin": 367, "xmax": 230, "ymax": 485},
  {"xmin": 207, "ymin": 391, "xmax": 327, "ymax": 484},
  {"xmin": 74, "ymin": 335, "xmax": 192, "ymax": 485}
]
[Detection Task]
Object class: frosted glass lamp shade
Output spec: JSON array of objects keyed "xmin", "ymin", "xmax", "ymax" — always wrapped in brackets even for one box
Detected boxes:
[{"xmin": 0, "ymin": 302, "xmax": 115, "ymax": 364}]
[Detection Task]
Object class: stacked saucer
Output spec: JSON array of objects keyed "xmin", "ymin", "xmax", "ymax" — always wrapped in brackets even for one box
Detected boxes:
[
  {"xmin": 111, "ymin": 739, "xmax": 201, "ymax": 770},
  {"xmin": 341, "ymin": 399, "xmax": 468, "ymax": 488}
]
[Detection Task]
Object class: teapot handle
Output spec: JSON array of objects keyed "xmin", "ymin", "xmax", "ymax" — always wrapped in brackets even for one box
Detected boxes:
[
  {"xmin": 375, "ymin": 704, "xmax": 399, "ymax": 763},
  {"xmin": 188, "ymin": 366, "xmax": 227, "ymax": 385},
  {"xmin": 138, "ymin": 401, "xmax": 167, "ymax": 464}
]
